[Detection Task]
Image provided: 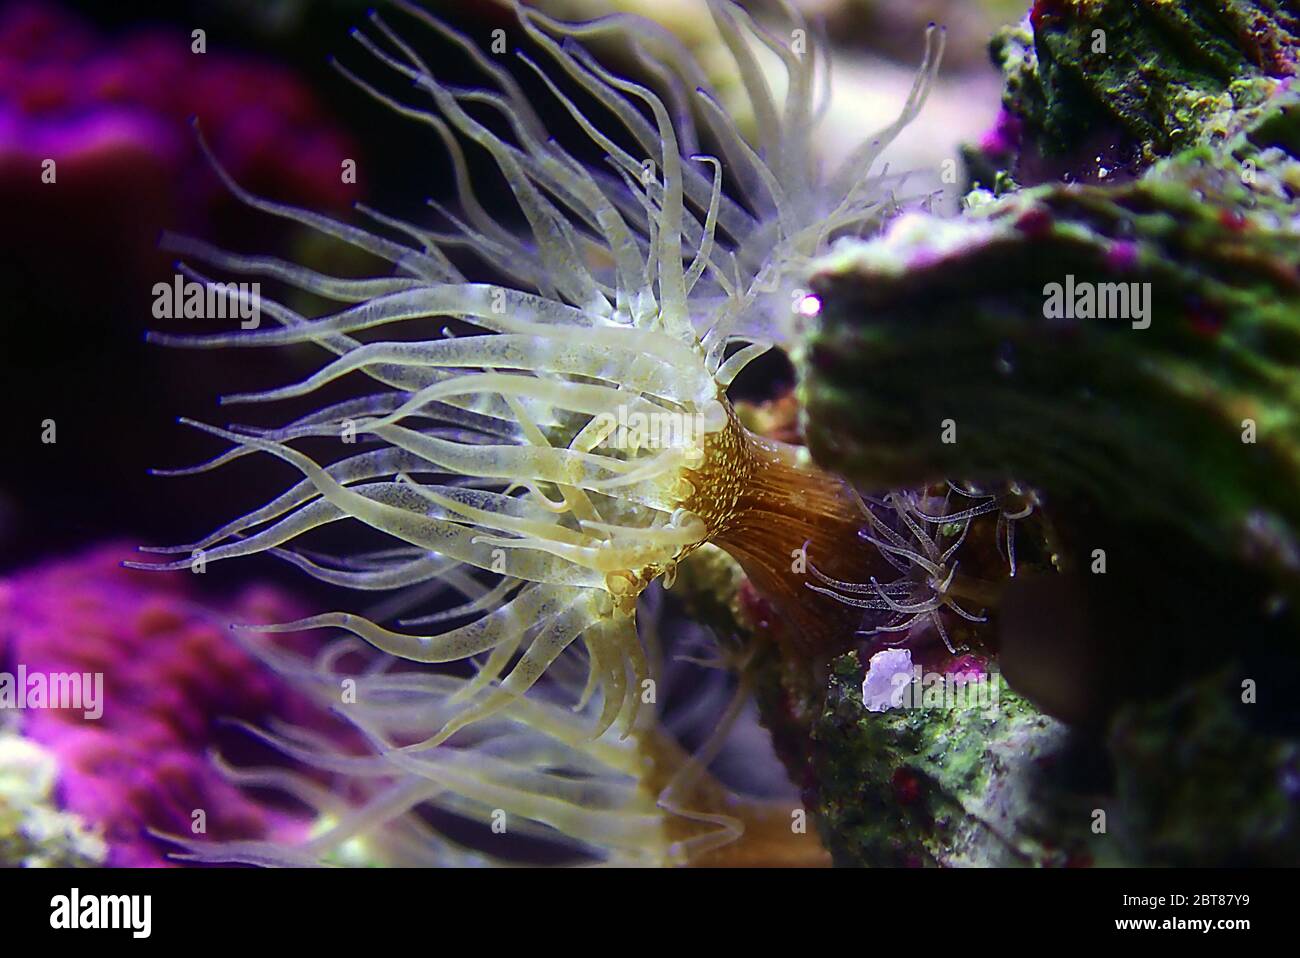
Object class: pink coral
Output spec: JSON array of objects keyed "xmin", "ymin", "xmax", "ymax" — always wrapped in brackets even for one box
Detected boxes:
[{"xmin": 0, "ymin": 544, "xmax": 332, "ymax": 866}]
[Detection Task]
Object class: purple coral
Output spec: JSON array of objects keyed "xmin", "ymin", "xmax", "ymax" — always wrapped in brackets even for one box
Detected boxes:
[{"xmin": 0, "ymin": 544, "xmax": 332, "ymax": 866}]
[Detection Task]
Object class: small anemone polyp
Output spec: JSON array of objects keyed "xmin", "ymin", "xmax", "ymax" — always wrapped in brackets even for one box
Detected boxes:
[{"xmin": 140, "ymin": 0, "xmax": 942, "ymax": 749}]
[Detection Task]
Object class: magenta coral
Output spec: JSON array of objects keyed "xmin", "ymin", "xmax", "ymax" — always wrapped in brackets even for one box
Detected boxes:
[{"xmin": 0, "ymin": 544, "xmax": 331, "ymax": 866}]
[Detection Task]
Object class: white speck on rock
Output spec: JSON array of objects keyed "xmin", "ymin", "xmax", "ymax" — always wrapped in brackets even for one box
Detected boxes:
[{"xmin": 862, "ymin": 648, "xmax": 914, "ymax": 712}]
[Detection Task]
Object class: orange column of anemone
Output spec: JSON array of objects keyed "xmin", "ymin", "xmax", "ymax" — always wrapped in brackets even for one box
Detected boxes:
[{"xmin": 685, "ymin": 404, "xmax": 892, "ymax": 658}]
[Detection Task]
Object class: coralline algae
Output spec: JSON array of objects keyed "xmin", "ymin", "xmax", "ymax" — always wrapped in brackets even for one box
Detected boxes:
[{"xmin": 0, "ymin": 544, "xmax": 328, "ymax": 866}]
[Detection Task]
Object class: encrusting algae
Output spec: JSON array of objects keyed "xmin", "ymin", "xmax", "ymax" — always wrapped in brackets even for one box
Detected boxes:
[{"xmin": 136, "ymin": 0, "xmax": 942, "ymax": 864}]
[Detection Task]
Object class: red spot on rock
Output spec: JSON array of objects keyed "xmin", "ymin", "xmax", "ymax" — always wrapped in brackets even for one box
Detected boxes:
[
  {"xmin": 892, "ymin": 767, "xmax": 922, "ymax": 806},
  {"xmin": 1030, "ymin": 0, "xmax": 1072, "ymax": 33},
  {"xmin": 1014, "ymin": 206, "xmax": 1053, "ymax": 239},
  {"xmin": 1187, "ymin": 302, "xmax": 1223, "ymax": 337},
  {"xmin": 1218, "ymin": 208, "xmax": 1248, "ymax": 232}
]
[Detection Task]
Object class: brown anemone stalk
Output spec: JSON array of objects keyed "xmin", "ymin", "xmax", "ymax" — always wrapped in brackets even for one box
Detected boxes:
[{"xmin": 687, "ymin": 405, "xmax": 887, "ymax": 655}]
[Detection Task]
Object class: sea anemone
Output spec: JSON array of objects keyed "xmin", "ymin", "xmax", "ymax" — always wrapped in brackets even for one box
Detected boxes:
[{"xmin": 139, "ymin": 0, "xmax": 944, "ymax": 749}]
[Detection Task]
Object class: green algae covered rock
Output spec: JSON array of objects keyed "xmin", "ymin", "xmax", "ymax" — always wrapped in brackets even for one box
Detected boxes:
[
  {"xmin": 773, "ymin": 0, "xmax": 1300, "ymax": 865},
  {"xmin": 799, "ymin": 10, "xmax": 1300, "ymax": 695},
  {"xmin": 779, "ymin": 651, "xmax": 1300, "ymax": 866},
  {"xmin": 809, "ymin": 652, "xmax": 1110, "ymax": 867},
  {"xmin": 994, "ymin": 0, "xmax": 1299, "ymax": 172},
  {"xmin": 803, "ymin": 104, "xmax": 1300, "ymax": 600}
]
